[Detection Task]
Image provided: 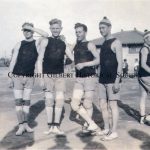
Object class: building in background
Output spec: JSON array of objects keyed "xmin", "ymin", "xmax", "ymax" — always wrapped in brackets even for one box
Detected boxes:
[{"xmin": 92, "ymin": 28, "xmax": 144, "ymax": 73}]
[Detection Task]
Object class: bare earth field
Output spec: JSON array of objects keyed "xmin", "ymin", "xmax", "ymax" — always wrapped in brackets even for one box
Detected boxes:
[{"xmin": 0, "ymin": 67, "xmax": 150, "ymax": 150}]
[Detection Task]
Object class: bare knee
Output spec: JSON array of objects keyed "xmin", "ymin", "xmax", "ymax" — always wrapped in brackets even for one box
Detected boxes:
[
  {"xmin": 99, "ymin": 99, "xmax": 107, "ymax": 110},
  {"xmin": 109, "ymin": 100, "xmax": 118, "ymax": 109},
  {"xmin": 83, "ymin": 99, "xmax": 93, "ymax": 109}
]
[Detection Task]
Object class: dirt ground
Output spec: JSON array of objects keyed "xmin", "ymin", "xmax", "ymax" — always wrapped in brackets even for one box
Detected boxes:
[{"xmin": 0, "ymin": 67, "xmax": 150, "ymax": 150}]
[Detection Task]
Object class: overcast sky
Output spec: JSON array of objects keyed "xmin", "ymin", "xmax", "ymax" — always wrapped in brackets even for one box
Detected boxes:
[{"xmin": 0, "ymin": 0, "xmax": 150, "ymax": 57}]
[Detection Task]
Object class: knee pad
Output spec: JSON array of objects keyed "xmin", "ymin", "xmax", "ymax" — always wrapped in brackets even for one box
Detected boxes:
[
  {"xmin": 15, "ymin": 98, "xmax": 23, "ymax": 106},
  {"xmin": 55, "ymin": 92, "xmax": 64, "ymax": 108},
  {"xmin": 16, "ymin": 105, "xmax": 23, "ymax": 111},
  {"xmin": 23, "ymin": 100, "xmax": 30, "ymax": 106},
  {"xmin": 72, "ymin": 90, "xmax": 83, "ymax": 100},
  {"xmin": 23, "ymin": 105, "xmax": 30, "ymax": 114},
  {"xmin": 23, "ymin": 88, "xmax": 32, "ymax": 100},
  {"xmin": 56, "ymin": 92, "xmax": 64, "ymax": 100},
  {"xmin": 71, "ymin": 100, "xmax": 81, "ymax": 112},
  {"xmin": 45, "ymin": 98, "xmax": 54, "ymax": 107},
  {"xmin": 45, "ymin": 91, "xmax": 54, "ymax": 99}
]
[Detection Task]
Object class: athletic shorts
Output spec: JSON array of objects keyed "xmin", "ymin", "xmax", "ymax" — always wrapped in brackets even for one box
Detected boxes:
[
  {"xmin": 73, "ymin": 77, "xmax": 98, "ymax": 92},
  {"xmin": 43, "ymin": 74, "xmax": 65, "ymax": 92},
  {"xmin": 12, "ymin": 76, "xmax": 34, "ymax": 90},
  {"xmin": 98, "ymin": 83, "xmax": 121, "ymax": 100},
  {"xmin": 138, "ymin": 76, "xmax": 150, "ymax": 93}
]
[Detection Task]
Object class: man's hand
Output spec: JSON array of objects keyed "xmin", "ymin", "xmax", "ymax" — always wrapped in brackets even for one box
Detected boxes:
[
  {"xmin": 75, "ymin": 63, "xmax": 85, "ymax": 70},
  {"xmin": 8, "ymin": 78, "xmax": 14, "ymax": 89},
  {"xmin": 112, "ymin": 82, "xmax": 120, "ymax": 94}
]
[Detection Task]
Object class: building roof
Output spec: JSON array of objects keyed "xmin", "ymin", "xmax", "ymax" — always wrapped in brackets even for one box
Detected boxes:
[{"xmin": 92, "ymin": 29, "xmax": 144, "ymax": 45}]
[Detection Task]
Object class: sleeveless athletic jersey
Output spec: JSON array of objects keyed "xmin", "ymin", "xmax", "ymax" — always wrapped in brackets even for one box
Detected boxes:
[
  {"xmin": 73, "ymin": 41, "xmax": 96, "ymax": 77},
  {"xmin": 138, "ymin": 46, "xmax": 150, "ymax": 77},
  {"xmin": 13, "ymin": 40, "xmax": 38, "ymax": 76},
  {"xmin": 43, "ymin": 37, "xmax": 66, "ymax": 74},
  {"xmin": 99, "ymin": 38, "xmax": 119, "ymax": 84}
]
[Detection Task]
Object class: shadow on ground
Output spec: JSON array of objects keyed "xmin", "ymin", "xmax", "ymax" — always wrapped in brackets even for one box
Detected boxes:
[
  {"xmin": 118, "ymin": 100, "xmax": 150, "ymax": 126},
  {"xmin": 0, "ymin": 100, "xmax": 45, "ymax": 150},
  {"xmin": 48, "ymin": 136, "xmax": 71, "ymax": 150},
  {"xmin": 128, "ymin": 129, "xmax": 150, "ymax": 150},
  {"xmin": 118, "ymin": 100, "xmax": 141, "ymax": 122},
  {"xmin": 76, "ymin": 131, "xmax": 107, "ymax": 150}
]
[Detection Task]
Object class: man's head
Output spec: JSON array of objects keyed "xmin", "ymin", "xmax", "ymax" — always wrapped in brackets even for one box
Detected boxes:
[
  {"xmin": 144, "ymin": 30, "xmax": 150, "ymax": 46},
  {"xmin": 49, "ymin": 18, "xmax": 62, "ymax": 37},
  {"xmin": 124, "ymin": 59, "xmax": 127, "ymax": 62},
  {"xmin": 22, "ymin": 22, "xmax": 34, "ymax": 39},
  {"xmin": 74, "ymin": 23, "xmax": 87, "ymax": 41},
  {"xmin": 99, "ymin": 17, "xmax": 112, "ymax": 37}
]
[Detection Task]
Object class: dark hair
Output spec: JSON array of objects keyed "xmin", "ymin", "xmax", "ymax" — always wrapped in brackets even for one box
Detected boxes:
[
  {"xmin": 22, "ymin": 22, "xmax": 34, "ymax": 28},
  {"xmin": 74, "ymin": 23, "xmax": 88, "ymax": 32}
]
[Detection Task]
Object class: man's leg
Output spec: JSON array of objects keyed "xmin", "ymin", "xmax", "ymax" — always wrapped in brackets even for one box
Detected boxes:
[
  {"xmin": 22, "ymin": 88, "xmax": 33, "ymax": 132},
  {"xmin": 99, "ymin": 99, "xmax": 109, "ymax": 131},
  {"xmin": 71, "ymin": 85, "xmax": 98, "ymax": 131},
  {"xmin": 97, "ymin": 83, "xmax": 110, "ymax": 135},
  {"xmin": 109, "ymin": 100, "xmax": 119, "ymax": 133},
  {"xmin": 52, "ymin": 78, "xmax": 66, "ymax": 135},
  {"xmin": 13, "ymin": 77, "xmax": 25, "ymax": 136},
  {"xmin": 140, "ymin": 85, "xmax": 147, "ymax": 123},
  {"xmin": 43, "ymin": 77, "xmax": 55, "ymax": 134},
  {"xmin": 44, "ymin": 91, "xmax": 54, "ymax": 134},
  {"xmin": 82, "ymin": 91, "xmax": 94, "ymax": 133},
  {"xmin": 101, "ymin": 84, "xmax": 120, "ymax": 140}
]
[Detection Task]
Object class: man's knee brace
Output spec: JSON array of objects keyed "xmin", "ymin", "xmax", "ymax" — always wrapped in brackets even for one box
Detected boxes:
[
  {"xmin": 45, "ymin": 98, "xmax": 54, "ymax": 107},
  {"xmin": 23, "ymin": 88, "xmax": 32, "ymax": 100},
  {"xmin": 45, "ymin": 91, "xmax": 54, "ymax": 107},
  {"xmin": 55, "ymin": 92, "xmax": 64, "ymax": 108},
  {"xmin": 15, "ymin": 98, "xmax": 23, "ymax": 106}
]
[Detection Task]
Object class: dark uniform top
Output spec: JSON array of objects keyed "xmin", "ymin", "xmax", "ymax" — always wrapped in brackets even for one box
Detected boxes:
[
  {"xmin": 43, "ymin": 37, "xmax": 66, "ymax": 74},
  {"xmin": 138, "ymin": 45, "xmax": 150, "ymax": 77},
  {"xmin": 99, "ymin": 38, "xmax": 119, "ymax": 84},
  {"xmin": 13, "ymin": 40, "xmax": 38, "ymax": 77},
  {"xmin": 73, "ymin": 41, "xmax": 96, "ymax": 77}
]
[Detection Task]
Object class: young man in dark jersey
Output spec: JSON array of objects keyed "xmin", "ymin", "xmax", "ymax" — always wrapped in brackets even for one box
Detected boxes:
[
  {"xmin": 37, "ymin": 19, "xmax": 73, "ymax": 135},
  {"xmin": 9, "ymin": 22, "xmax": 48, "ymax": 136},
  {"xmin": 138, "ymin": 30, "xmax": 150, "ymax": 124},
  {"xmin": 70, "ymin": 23, "xmax": 100, "ymax": 133},
  {"xmin": 98, "ymin": 17, "xmax": 122, "ymax": 140}
]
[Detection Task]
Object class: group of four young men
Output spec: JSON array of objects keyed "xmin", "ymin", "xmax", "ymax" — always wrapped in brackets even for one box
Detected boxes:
[{"xmin": 9, "ymin": 16, "xmax": 150, "ymax": 141}]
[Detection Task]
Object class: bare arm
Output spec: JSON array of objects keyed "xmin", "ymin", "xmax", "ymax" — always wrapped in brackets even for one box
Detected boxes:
[
  {"xmin": 82, "ymin": 42, "xmax": 100, "ymax": 67},
  {"xmin": 33, "ymin": 27, "xmax": 49, "ymax": 38},
  {"xmin": 37, "ymin": 38, "xmax": 48, "ymax": 74},
  {"xmin": 65, "ymin": 44, "xmax": 74, "ymax": 62},
  {"xmin": 75, "ymin": 42, "xmax": 99, "ymax": 70},
  {"xmin": 112, "ymin": 40, "xmax": 123, "ymax": 84},
  {"xmin": 141, "ymin": 47, "xmax": 150, "ymax": 73},
  {"xmin": 9, "ymin": 42, "xmax": 21, "ymax": 73}
]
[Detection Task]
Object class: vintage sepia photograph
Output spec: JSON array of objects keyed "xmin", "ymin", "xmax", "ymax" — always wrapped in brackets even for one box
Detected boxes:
[{"xmin": 0, "ymin": 0, "xmax": 150, "ymax": 150}]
